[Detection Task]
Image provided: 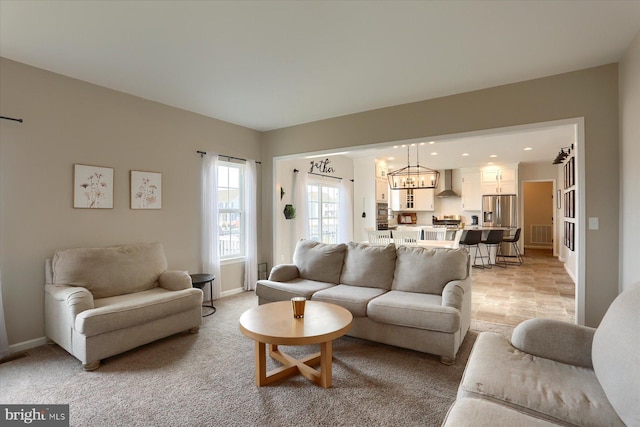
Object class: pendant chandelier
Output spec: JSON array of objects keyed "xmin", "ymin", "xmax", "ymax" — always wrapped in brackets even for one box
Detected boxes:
[{"xmin": 387, "ymin": 145, "xmax": 440, "ymax": 190}]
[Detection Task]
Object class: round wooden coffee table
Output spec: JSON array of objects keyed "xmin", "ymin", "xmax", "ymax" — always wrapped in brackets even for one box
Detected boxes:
[{"xmin": 239, "ymin": 300, "xmax": 353, "ymax": 388}]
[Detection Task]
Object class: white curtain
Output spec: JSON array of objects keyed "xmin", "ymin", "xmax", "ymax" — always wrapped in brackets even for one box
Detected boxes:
[
  {"xmin": 0, "ymin": 267, "xmax": 9, "ymax": 359},
  {"xmin": 293, "ymin": 170, "xmax": 309, "ymax": 243},
  {"xmin": 338, "ymin": 178, "xmax": 354, "ymax": 243},
  {"xmin": 201, "ymin": 154, "xmax": 221, "ymax": 300},
  {"xmin": 243, "ymin": 160, "xmax": 258, "ymax": 291}
]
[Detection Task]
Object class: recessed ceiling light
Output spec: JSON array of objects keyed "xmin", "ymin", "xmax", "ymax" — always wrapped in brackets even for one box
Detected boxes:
[
  {"xmin": 419, "ymin": 142, "xmax": 425, "ymax": 145},
  {"xmin": 524, "ymin": 147, "xmax": 533, "ymax": 151},
  {"xmin": 462, "ymin": 153, "xmax": 470, "ymax": 157},
  {"xmin": 489, "ymin": 154, "xmax": 498, "ymax": 158},
  {"xmin": 393, "ymin": 145, "xmax": 399, "ymax": 149},
  {"xmin": 429, "ymin": 141, "xmax": 435, "ymax": 145},
  {"xmin": 388, "ymin": 157, "xmax": 395, "ymax": 160},
  {"xmin": 430, "ymin": 152, "xmax": 438, "ymax": 156}
]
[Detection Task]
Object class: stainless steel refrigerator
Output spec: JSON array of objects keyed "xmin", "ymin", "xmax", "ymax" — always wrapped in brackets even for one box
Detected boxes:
[{"xmin": 482, "ymin": 194, "xmax": 518, "ymax": 256}]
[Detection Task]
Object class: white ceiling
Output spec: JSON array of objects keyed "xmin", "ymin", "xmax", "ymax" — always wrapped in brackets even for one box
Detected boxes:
[
  {"xmin": 1, "ymin": 1, "xmax": 638, "ymax": 169},
  {"xmin": 343, "ymin": 123, "xmax": 577, "ymax": 170},
  {"xmin": 2, "ymin": 1, "xmax": 639, "ymax": 135}
]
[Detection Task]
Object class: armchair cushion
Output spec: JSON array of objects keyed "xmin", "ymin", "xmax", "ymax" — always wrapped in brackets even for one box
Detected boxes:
[
  {"xmin": 339, "ymin": 242, "xmax": 396, "ymax": 289},
  {"xmin": 511, "ymin": 318, "xmax": 595, "ymax": 368},
  {"xmin": 292, "ymin": 239, "xmax": 347, "ymax": 284},
  {"xmin": 75, "ymin": 287, "xmax": 202, "ymax": 337},
  {"xmin": 591, "ymin": 284, "xmax": 640, "ymax": 426},
  {"xmin": 51, "ymin": 242, "xmax": 167, "ymax": 298},
  {"xmin": 458, "ymin": 332, "xmax": 623, "ymax": 427},
  {"xmin": 392, "ymin": 247, "xmax": 468, "ymax": 294},
  {"xmin": 158, "ymin": 270, "xmax": 192, "ymax": 291}
]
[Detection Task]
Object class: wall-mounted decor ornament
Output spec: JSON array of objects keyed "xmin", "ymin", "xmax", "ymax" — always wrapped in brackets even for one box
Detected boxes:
[
  {"xmin": 130, "ymin": 170, "xmax": 162, "ymax": 209},
  {"xmin": 73, "ymin": 164, "xmax": 114, "ymax": 209},
  {"xmin": 283, "ymin": 204, "xmax": 296, "ymax": 220},
  {"xmin": 280, "ymin": 187, "xmax": 285, "ymax": 200}
]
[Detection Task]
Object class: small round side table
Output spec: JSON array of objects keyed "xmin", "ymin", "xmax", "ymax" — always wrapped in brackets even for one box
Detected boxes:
[{"xmin": 190, "ymin": 274, "xmax": 216, "ymax": 317}]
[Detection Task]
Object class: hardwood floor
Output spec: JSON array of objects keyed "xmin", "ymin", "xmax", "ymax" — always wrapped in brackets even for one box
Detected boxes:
[{"xmin": 471, "ymin": 248, "xmax": 576, "ymax": 326}]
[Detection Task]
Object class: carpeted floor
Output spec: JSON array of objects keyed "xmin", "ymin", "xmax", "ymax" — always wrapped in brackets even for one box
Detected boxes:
[{"xmin": 0, "ymin": 292, "xmax": 512, "ymax": 427}]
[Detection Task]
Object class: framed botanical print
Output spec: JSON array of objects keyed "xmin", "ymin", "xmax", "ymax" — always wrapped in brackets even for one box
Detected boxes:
[
  {"xmin": 130, "ymin": 170, "xmax": 162, "ymax": 209},
  {"xmin": 73, "ymin": 164, "xmax": 114, "ymax": 209}
]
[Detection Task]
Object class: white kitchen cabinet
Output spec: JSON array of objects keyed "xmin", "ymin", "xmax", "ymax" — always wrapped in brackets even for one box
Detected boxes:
[
  {"xmin": 481, "ymin": 166, "xmax": 518, "ymax": 195},
  {"xmin": 461, "ymin": 171, "xmax": 482, "ymax": 211},
  {"xmin": 375, "ymin": 178, "xmax": 388, "ymax": 202},
  {"xmin": 390, "ymin": 188, "xmax": 434, "ymax": 211}
]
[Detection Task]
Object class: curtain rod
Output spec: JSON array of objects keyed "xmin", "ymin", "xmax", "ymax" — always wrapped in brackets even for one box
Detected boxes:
[
  {"xmin": 1, "ymin": 116, "xmax": 23, "ymax": 123},
  {"xmin": 196, "ymin": 151, "xmax": 261, "ymax": 164},
  {"xmin": 308, "ymin": 171, "xmax": 342, "ymax": 181}
]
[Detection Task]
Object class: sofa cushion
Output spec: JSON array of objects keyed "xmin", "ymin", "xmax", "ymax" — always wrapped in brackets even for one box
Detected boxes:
[
  {"xmin": 255, "ymin": 278, "xmax": 336, "ymax": 301},
  {"xmin": 591, "ymin": 285, "xmax": 640, "ymax": 427},
  {"xmin": 392, "ymin": 247, "xmax": 468, "ymax": 294},
  {"xmin": 293, "ymin": 239, "xmax": 347, "ymax": 284},
  {"xmin": 340, "ymin": 242, "xmax": 397, "ymax": 289},
  {"xmin": 311, "ymin": 284, "xmax": 387, "ymax": 317},
  {"xmin": 367, "ymin": 290, "xmax": 460, "ymax": 333},
  {"xmin": 458, "ymin": 332, "xmax": 625, "ymax": 427},
  {"xmin": 52, "ymin": 242, "xmax": 168, "ymax": 299},
  {"xmin": 75, "ymin": 287, "xmax": 202, "ymax": 337}
]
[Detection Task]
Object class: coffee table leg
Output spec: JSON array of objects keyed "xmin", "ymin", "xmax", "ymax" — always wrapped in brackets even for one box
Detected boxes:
[
  {"xmin": 255, "ymin": 341, "xmax": 267, "ymax": 386},
  {"xmin": 319, "ymin": 340, "xmax": 332, "ymax": 388}
]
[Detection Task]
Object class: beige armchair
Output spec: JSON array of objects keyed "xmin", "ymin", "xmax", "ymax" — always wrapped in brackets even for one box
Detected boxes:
[{"xmin": 45, "ymin": 242, "xmax": 203, "ymax": 370}]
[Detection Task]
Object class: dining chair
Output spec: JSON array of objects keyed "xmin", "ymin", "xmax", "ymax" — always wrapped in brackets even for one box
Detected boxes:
[
  {"xmin": 367, "ymin": 230, "xmax": 392, "ymax": 245},
  {"xmin": 392, "ymin": 230, "xmax": 421, "ymax": 247},
  {"xmin": 421, "ymin": 227, "xmax": 447, "ymax": 241}
]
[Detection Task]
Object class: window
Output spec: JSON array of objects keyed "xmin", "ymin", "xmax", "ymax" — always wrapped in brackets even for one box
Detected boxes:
[
  {"xmin": 307, "ymin": 182, "xmax": 339, "ymax": 243},
  {"xmin": 218, "ymin": 162, "xmax": 244, "ymax": 258}
]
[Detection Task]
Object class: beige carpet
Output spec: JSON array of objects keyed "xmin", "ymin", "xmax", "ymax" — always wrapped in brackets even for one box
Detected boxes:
[{"xmin": 0, "ymin": 292, "xmax": 512, "ymax": 427}]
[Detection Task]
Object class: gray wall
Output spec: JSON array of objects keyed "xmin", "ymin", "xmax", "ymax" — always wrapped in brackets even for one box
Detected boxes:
[
  {"xmin": 619, "ymin": 30, "xmax": 640, "ymax": 292},
  {"xmin": 0, "ymin": 58, "xmax": 263, "ymax": 346},
  {"xmin": 262, "ymin": 64, "xmax": 620, "ymax": 328}
]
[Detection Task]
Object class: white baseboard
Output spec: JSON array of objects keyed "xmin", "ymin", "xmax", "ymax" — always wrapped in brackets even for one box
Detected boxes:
[
  {"xmin": 9, "ymin": 336, "xmax": 48, "ymax": 355},
  {"xmin": 220, "ymin": 287, "xmax": 246, "ymax": 298},
  {"xmin": 564, "ymin": 263, "xmax": 577, "ymax": 283}
]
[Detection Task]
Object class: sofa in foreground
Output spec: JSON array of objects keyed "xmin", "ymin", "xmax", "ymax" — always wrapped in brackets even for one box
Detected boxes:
[
  {"xmin": 45, "ymin": 242, "xmax": 203, "ymax": 370},
  {"xmin": 442, "ymin": 284, "xmax": 640, "ymax": 427},
  {"xmin": 256, "ymin": 239, "xmax": 472, "ymax": 364}
]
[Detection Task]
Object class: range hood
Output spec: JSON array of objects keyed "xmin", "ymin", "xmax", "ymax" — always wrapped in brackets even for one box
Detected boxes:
[{"xmin": 436, "ymin": 170, "xmax": 460, "ymax": 198}]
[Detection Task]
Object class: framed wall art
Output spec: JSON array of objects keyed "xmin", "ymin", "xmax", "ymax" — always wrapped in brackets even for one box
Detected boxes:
[
  {"xmin": 130, "ymin": 170, "xmax": 162, "ymax": 209},
  {"xmin": 73, "ymin": 164, "xmax": 114, "ymax": 209}
]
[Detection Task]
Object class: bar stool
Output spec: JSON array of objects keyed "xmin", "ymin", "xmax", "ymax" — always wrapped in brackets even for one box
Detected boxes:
[
  {"xmin": 498, "ymin": 228, "xmax": 523, "ymax": 265},
  {"xmin": 460, "ymin": 230, "xmax": 485, "ymax": 268},
  {"xmin": 481, "ymin": 229, "xmax": 505, "ymax": 268}
]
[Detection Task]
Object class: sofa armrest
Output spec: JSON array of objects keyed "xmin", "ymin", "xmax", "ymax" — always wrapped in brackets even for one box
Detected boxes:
[
  {"xmin": 159, "ymin": 270, "xmax": 192, "ymax": 291},
  {"xmin": 511, "ymin": 318, "xmax": 595, "ymax": 368},
  {"xmin": 442, "ymin": 278, "xmax": 471, "ymax": 311},
  {"xmin": 45, "ymin": 284, "xmax": 94, "ymax": 317},
  {"xmin": 268, "ymin": 264, "xmax": 300, "ymax": 282}
]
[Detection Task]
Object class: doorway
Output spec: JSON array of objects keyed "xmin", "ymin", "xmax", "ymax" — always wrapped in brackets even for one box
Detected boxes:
[{"xmin": 523, "ymin": 181, "xmax": 554, "ymax": 252}]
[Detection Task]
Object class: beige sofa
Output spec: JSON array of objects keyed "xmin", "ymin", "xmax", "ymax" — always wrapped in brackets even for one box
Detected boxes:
[
  {"xmin": 256, "ymin": 239, "xmax": 472, "ymax": 364},
  {"xmin": 442, "ymin": 284, "xmax": 640, "ymax": 427},
  {"xmin": 45, "ymin": 242, "xmax": 203, "ymax": 370}
]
